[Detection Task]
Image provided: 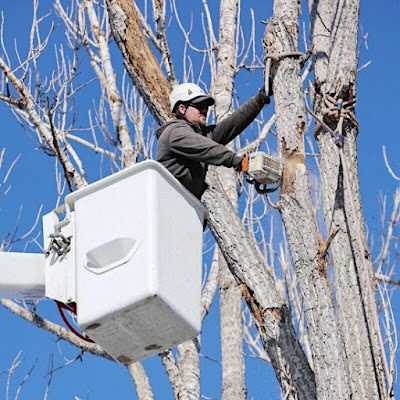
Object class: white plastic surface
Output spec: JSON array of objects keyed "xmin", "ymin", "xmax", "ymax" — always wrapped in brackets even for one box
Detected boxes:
[
  {"xmin": 65, "ymin": 160, "xmax": 207, "ymax": 364},
  {"xmin": 0, "ymin": 252, "xmax": 45, "ymax": 299},
  {"xmin": 43, "ymin": 207, "xmax": 76, "ymax": 303},
  {"xmin": 85, "ymin": 237, "xmax": 141, "ymax": 274}
]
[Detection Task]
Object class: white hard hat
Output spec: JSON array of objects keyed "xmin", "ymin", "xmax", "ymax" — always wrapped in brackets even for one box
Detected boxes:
[{"xmin": 169, "ymin": 83, "xmax": 215, "ymax": 112}]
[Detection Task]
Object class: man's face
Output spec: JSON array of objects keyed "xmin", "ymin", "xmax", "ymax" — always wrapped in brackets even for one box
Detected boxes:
[{"xmin": 179, "ymin": 101, "xmax": 209, "ymax": 126}]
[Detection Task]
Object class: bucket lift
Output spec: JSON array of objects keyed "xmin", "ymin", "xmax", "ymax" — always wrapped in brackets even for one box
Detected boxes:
[{"xmin": 0, "ymin": 161, "xmax": 207, "ymax": 365}]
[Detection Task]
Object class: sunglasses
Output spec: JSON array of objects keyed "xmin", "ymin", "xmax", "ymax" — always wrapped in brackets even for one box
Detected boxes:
[{"xmin": 189, "ymin": 102, "xmax": 209, "ymax": 110}]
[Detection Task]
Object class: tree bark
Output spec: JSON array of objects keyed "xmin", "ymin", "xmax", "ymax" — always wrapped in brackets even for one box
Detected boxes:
[
  {"xmin": 160, "ymin": 350, "xmax": 182, "ymax": 400},
  {"xmin": 310, "ymin": 0, "xmax": 387, "ymax": 397},
  {"xmin": 201, "ymin": 246, "xmax": 219, "ymax": 321},
  {"xmin": 106, "ymin": 0, "xmax": 172, "ymax": 125},
  {"xmin": 219, "ymin": 258, "xmax": 246, "ymax": 400},
  {"xmin": 215, "ymin": 0, "xmax": 246, "ymax": 398},
  {"xmin": 202, "ymin": 175, "xmax": 316, "ymax": 399},
  {"xmin": 177, "ymin": 340, "xmax": 200, "ymax": 400},
  {"xmin": 265, "ymin": 0, "xmax": 352, "ymax": 397},
  {"xmin": 127, "ymin": 362, "xmax": 155, "ymax": 400}
]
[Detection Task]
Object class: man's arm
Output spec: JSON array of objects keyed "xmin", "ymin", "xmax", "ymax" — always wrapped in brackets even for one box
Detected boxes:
[
  {"xmin": 211, "ymin": 90, "xmax": 270, "ymax": 145},
  {"xmin": 169, "ymin": 127, "xmax": 243, "ymax": 169}
]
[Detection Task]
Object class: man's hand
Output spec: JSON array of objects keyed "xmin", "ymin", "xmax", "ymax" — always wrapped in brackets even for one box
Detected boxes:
[
  {"xmin": 258, "ymin": 87, "xmax": 271, "ymax": 105},
  {"xmin": 234, "ymin": 156, "xmax": 249, "ymax": 173},
  {"xmin": 267, "ymin": 76, "xmax": 274, "ymax": 96}
]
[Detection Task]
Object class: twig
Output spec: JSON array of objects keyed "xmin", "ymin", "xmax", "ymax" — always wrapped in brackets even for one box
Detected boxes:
[
  {"xmin": 375, "ymin": 274, "xmax": 400, "ymax": 287},
  {"xmin": 266, "ymin": 193, "xmax": 279, "ymax": 209},
  {"xmin": 201, "ymin": 245, "xmax": 219, "ymax": 321},
  {"xmin": 66, "ymin": 134, "xmax": 121, "ymax": 161},
  {"xmin": 357, "ymin": 61, "xmax": 372, "ymax": 73},
  {"xmin": 238, "ymin": 114, "xmax": 276, "ymax": 155},
  {"xmin": 0, "ymin": 300, "xmax": 111, "ymax": 359},
  {"xmin": 134, "ymin": 2, "xmax": 161, "ymax": 51},
  {"xmin": 382, "ymin": 146, "xmax": 400, "ymax": 181},
  {"xmin": 6, "ymin": 352, "xmax": 23, "ymax": 400},
  {"xmin": 171, "ymin": 0, "xmax": 212, "ymax": 53},
  {"xmin": 43, "ymin": 354, "xmax": 53, "ymax": 400},
  {"xmin": 13, "ymin": 358, "xmax": 38, "ymax": 400}
]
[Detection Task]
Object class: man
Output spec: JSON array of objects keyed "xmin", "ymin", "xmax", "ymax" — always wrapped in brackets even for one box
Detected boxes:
[{"xmin": 156, "ymin": 83, "xmax": 270, "ymax": 199}]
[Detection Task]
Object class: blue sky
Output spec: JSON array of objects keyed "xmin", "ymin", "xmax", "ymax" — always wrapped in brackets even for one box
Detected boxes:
[{"xmin": 0, "ymin": 1, "xmax": 399, "ymax": 399}]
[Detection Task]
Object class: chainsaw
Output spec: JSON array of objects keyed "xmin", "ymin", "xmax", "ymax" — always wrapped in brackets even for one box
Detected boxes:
[{"xmin": 242, "ymin": 152, "xmax": 282, "ymax": 194}]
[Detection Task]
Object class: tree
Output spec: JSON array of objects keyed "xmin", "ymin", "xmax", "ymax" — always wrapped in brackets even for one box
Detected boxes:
[{"xmin": 0, "ymin": 0, "xmax": 398, "ymax": 399}]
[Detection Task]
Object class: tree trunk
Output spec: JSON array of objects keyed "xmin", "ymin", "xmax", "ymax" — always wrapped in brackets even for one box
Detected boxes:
[
  {"xmin": 219, "ymin": 258, "xmax": 246, "ymax": 400},
  {"xmin": 106, "ymin": 0, "xmax": 172, "ymax": 125},
  {"xmin": 309, "ymin": 0, "xmax": 387, "ymax": 397},
  {"xmin": 215, "ymin": 0, "xmax": 246, "ymax": 398},
  {"xmin": 202, "ymin": 175, "xmax": 316, "ymax": 399},
  {"xmin": 265, "ymin": 0, "xmax": 352, "ymax": 397}
]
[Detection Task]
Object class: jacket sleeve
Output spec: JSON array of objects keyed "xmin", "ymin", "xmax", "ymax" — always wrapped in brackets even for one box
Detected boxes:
[
  {"xmin": 169, "ymin": 126, "xmax": 243, "ymax": 169},
  {"xmin": 210, "ymin": 90, "xmax": 269, "ymax": 145}
]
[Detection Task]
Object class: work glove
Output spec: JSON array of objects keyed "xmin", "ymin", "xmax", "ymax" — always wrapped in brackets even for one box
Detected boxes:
[
  {"xmin": 233, "ymin": 155, "xmax": 243, "ymax": 171},
  {"xmin": 259, "ymin": 76, "xmax": 274, "ymax": 103},
  {"xmin": 233, "ymin": 155, "xmax": 249, "ymax": 173},
  {"xmin": 258, "ymin": 88, "xmax": 271, "ymax": 105},
  {"xmin": 266, "ymin": 76, "xmax": 274, "ymax": 96}
]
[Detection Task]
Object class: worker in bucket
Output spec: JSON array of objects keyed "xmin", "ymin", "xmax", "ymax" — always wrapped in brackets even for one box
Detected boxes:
[{"xmin": 156, "ymin": 82, "xmax": 271, "ymax": 199}]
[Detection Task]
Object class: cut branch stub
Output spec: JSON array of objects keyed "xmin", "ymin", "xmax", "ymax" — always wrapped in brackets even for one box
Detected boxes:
[{"xmin": 280, "ymin": 150, "xmax": 306, "ymax": 195}]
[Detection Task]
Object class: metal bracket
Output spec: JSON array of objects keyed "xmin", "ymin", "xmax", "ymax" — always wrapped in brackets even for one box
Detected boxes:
[
  {"xmin": 331, "ymin": 130, "xmax": 344, "ymax": 148},
  {"xmin": 45, "ymin": 233, "xmax": 72, "ymax": 257}
]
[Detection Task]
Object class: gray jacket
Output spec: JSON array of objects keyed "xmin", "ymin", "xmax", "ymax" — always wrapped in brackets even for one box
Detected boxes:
[{"xmin": 156, "ymin": 91, "xmax": 268, "ymax": 198}]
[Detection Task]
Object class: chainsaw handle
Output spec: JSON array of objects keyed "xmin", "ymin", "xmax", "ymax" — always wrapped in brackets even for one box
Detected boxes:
[
  {"xmin": 241, "ymin": 155, "xmax": 249, "ymax": 173},
  {"xmin": 254, "ymin": 180, "xmax": 280, "ymax": 194}
]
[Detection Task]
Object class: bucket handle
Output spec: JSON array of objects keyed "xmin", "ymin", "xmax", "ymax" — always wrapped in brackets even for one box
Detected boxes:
[{"xmin": 84, "ymin": 237, "xmax": 142, "ymax": 275}]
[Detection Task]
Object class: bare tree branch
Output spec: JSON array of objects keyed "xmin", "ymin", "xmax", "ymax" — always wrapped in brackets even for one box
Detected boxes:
[
  {"xmin": 127, "ymin": 362, "xmax": 155, "ymax": 400},
  {"xmin": 0, "ymin": 300, "xmax": 110, "ymax": 359}
]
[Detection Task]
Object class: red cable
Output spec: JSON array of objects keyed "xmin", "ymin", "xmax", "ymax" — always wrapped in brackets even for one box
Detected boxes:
[{"xmin": 55, "ymin": 301, "xmax": 95, "ymax": 343}]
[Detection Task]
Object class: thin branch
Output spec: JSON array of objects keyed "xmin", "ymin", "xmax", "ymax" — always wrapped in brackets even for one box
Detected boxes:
[
  {"xmin": 66, "ymin": 133, "xmax": 122, "ymax": 161},
  {"xmin": 160, "ymin": 350, "xmax": 182, "ymax": 399},
  {"xmin": 134, "ymin": 2, "xmax": 161, "ymax": 51},
  {"xmin": 171, "ymin": 0, "xmax": 212, "ymax": 53},
  {"xmin": 0, "ymin": 56, "xmax": 86, "ymax": 189},
  {"xmin": 238, "ymin": 114, "xmax": 276, "ymax": 155},
  {"xmin": 6, "ymin": 352, "xmax": 23, "ymax": 400},
  {"xmin": 127, "ymin": 362, "xmax": 155, "ymax": 400},
  {"xmin": 383, "ymin": 146, "xmax": 400, "ymax": 181},
  {"xmin": 375, "ymin": 274, "xmax": 400, "ymax": 287},
  {"xmin": 201, "ymin": 245, "xmax": 219, "ymax": 321},
  {"xmin": 13, "ymin": 358, "xmax": 38, "ymax": 400},
  {"xmin": 152, "ymin": 0, "xmax": 177, "ymax": 84},
  {"xmin": 357, "ymin": 61, "xmax": 371, "ymax": 73},
  {"xmin": 0, "ymin": 300, "xmax": 111, "ymax": 359}
]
